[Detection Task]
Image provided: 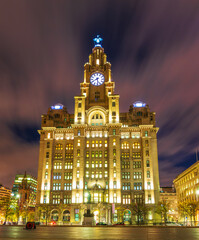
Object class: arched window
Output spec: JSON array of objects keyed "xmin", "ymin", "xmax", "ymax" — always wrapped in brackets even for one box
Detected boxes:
[
  {"xmin": 90, "ymin": 113, "xmax": 104, "ymax": 126},
  {"xmin": 63, "ymin": 210, "xmax": 70, "ymax": 222}
]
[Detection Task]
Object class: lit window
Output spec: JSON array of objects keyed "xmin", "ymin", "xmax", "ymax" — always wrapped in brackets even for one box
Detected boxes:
[
  {"xmin": 113, "ymin": 159, "xmax": 116, "ymax": 167},
  {"xmin": 55, "ymin": 143, "xmax": 63, "ymax": 150},
  {"xmin": 104, "ymin": 150, "xmax": 108, "ymax": 157},
  {"xmin": 99, "ymin": 171, "xmax": 102, "ymax": 178},
  {"xmin": 114, "ymin": 170, "xmax": 116, "ymax": 178},
  {"xmin": 105, "ymin": 140, "xmax": 108, "ymax": 147},
  {"xmin": 78, "ymin": 130, "xmax": 81, "ymax": 136},
  {"xmin": 95, "ymin": 151, "xmax": 98, "ymax": 158},
  {"xmin": 113, "ymin": 181, "xmax": 117, "ymax": 189},
  {"xmin": 147, "ymin": 182, "xmax": 151, "ymax": 189},
  {"xmin": 132, "ymin": 142, "xmax": 140, "ymax": 149},
  {"xmin": 92, "ymin": 141, "xmax": 95, "ymax": 148},
  {"xmin": 96, "ymin": 141, "xmax": 98, "ymax": 147},
  {"xmin": 86, "ymin": 171, "xmax": 89, "ymax": 178},
  {"xmin": 86, "ymin": 161, "xmax": 89, "ymax": 168},
  {"xmin": 113, "ymin": 139, "xmax": 116, "ymax": 146},
  {"xmin": 113, "ymin": 149, "xmax": 116, "ymax": 156},
  {"xmin": 92, "ymin": 161, "xmax": 94, "ymax": 168},
  {"xmin": 92, "ymin": 151, "xmax": 95, "ymax": 158},
  {"xmin": 86, "ymin": 141, "xmax": 89, "ymax": 148},
  {"xmin": 77, "ymin": 140, "xmax": 80, "ymax": 147},
  {"xmin": 46, "ymin": 161, "xmax": 49, "ymax": 169},
  {"xmin": 123, "ymin": 194, "xmax": 130, "ymax": 204},
  {"xmin": 105, "ymin": 171, "xmax": 108, "ymax": 178},
  {"xmin": 91, "ymin": 172, "xmax": 94, "ymax": 178},
  {"xmin": 105, "ymin": 160, "xmax": 108, "ymax": 168},
  {"xmin": 99, "ymin": 141, "xmax": 102, "ymax": 147},
  {"xmin": 86, "ymin": 151, "xmax": 89, "ymax": 158},
  {"xmin": 99, "ymin": 161, "xmax": 102, "ymax": 168},
  {"xmin": 95, "ymin": 161, "xmax": 98, "ymax": 168},
  {"xmin": 77, "ymin": 171, "xmax": 80, "ymax": 178},
  {"xmin": 145, "ymin": 131, "xmax": 148, "ymax": 137},
  {"xmin": 45, "ymin": 171, "xmax": 48, "ymax": 179},
  {"xmin": 113, "ymin": 193, "xmax": 117, "ymax": 203},
  {"xmin": 147, "ymin": 171, "xmax": 150, "ymax": 178},
  {"xmin": 77, "ymin": 160, "xmax": 80, "ymax": 168}
]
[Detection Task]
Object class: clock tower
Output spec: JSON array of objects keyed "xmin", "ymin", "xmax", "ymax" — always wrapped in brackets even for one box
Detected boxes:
[{"xmin": 74, "ymin": 36, "xmax": 119, "ymax": 125}]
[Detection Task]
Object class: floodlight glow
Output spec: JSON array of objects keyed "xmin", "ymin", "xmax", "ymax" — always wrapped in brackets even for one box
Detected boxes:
[
  {"xmin": 133, "ymin": 101, "xmax": 146, "ymax": 108},
  {"xmin": 51, "ymin": 103, "xmax": 64, "ymax": 110}
]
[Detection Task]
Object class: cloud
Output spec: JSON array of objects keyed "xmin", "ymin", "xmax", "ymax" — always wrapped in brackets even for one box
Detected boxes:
[{"xmin": 0, "ymin": 0, "xmax": 199, "ymax": 187}]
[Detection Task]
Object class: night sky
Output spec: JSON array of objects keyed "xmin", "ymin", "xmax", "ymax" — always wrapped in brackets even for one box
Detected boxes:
[{"xmin": 1, "ymin": 0, "xmax": 199, "ymax": 189}]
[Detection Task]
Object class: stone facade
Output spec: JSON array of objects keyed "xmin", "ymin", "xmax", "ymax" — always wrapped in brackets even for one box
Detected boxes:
[{"xmin": 36, "ymin": 37, "xmax": 160, "ymax": 225}]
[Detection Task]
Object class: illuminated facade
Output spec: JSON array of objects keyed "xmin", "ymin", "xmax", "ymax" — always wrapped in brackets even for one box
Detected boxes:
[
  {"xmin": 12, "ymin": 173, "xmax": 37, "ymax": 207},
  {"xmin": 173, "ymin": 161, "xmax": 199, "ymax": 222},
  {"xmin": 36, "ymin": 36, "xmax": 160, "ymax": 224}
]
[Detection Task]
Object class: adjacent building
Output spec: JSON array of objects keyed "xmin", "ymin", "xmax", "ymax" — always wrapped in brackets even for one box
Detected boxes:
[
  {"xmin": 0, "ymin": 184, "xmax": 11, "ymax": 202},
  {"xmin": 160, "ymin": 187, "xmax": 178, "ymax": 222},
  {"xmin": 173, "ymin": 161, "xmax": 199, "ymax": 222},
  {"xmin": 12, "ymin": 173, "xmax": 37, "ymax": 207},
  {"xmin": 36, "ymin": 36, "xmax": 160, "ymax": 224}
]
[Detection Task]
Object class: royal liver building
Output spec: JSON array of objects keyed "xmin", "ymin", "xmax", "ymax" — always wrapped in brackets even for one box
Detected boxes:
[{"xmin": 36, "ymin": 36, "xmax": 160, "ymax": 225}]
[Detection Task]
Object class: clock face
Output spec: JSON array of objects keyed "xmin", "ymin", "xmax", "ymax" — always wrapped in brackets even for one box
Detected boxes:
[{"xmin": 90, "ymin": 73, "xmax": 105, "ymax": 86}]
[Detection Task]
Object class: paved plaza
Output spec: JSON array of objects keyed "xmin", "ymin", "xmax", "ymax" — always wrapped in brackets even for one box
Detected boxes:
[{"xmin": 0, "ymin": 226, "xmax": 199, "ymax": 240}]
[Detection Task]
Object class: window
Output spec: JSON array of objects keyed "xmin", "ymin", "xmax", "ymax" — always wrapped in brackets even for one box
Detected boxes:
[
  {"xmin": 64, "ymin": 195, "xmax": 71, "ymax": 204},
  {"xmin": 133, "ymin": 172, "xmax": 142, "ymax": 180},
  {"xmin": 122, "ymin": 172, "xmax": 130, "ymax": 179},
  {"xmin": 99, "ymin": 151, "xmax": 102, "ymax": 158},
  {"xmin": 65, "ymin": 172, "xmax": 72, "ymax": 180},
  {"xmin": 78, "ymin": 112, "xmax": 81, "ymax": 117},
  {"xmin": 113, "ymin": 159, "xmax": 116, "ymax": 167},
  {"xmin": 104, "ymin": 150, "xmax": 108, "ymax": 157},
  {"xmin": 134, "ymin": 182, "xmax": 142, "ymax": 190},
  {"xmin": 78, "ymin": 102, "xmax": 81, "ymax": 108},
  {"xmin": 147, "ymin": 171, "xmax": 150, "ymax": 178},
  {"xmin": 132, "ymin": 142, "xmax": 140, "ymax": 149},
  {"xmin": 86, "ymin": 141, "xmax": 89, "ymax": 148},
  {"xmin": 77, "ymin": 149, "xmax": 80, "ymax": 157},
  {"xmin": 113, "ymin": 129, "xmax": 116, "ymax": 135},
  {"xmin": 113, "ymin": 193, "xmax": 117, "ymax": 203},
  {"xmin": 113, "ymin": 170, "xmax": 117, "ymax": 178},
  {"xmin": 65, "ymin": 162, "xmax": 73, "ymax": 169},
  {"xmin": 146, "ymin": 150, "xmax": 149, "ymax": 157},
  {"xmin": 122, "ymin": 182, "xmax": 131, "ymax": 190},
  {"xmin": 106, "ymin": 182, "xmax": 108, "ymax": 189},
  {"xmin": 46, "ymin": 142, "xmax": 50, "ymax": 148},
  {"xmin": 106, "ymin": 194, "xmax": 109, "ymax": 202},
  {"xmin": 45, "ymin": 171, "xmax": 48, "ymax": 179},
  {"xmin": 46, "ymin": 152, "xmax": 49, "ymax": 158},
  {"xmin": 123, "ymin": 195, "xmax": 131, "ymax": 204},
  {"xmin": 112, "ymin": 102, "xmax": 116, "ymax": 107},
  {"xmin": 55, "ymin": 143, "xmax": 63, "ymax": 150},
  {"xmin": 77, "ymin": 140, "xmax": 80, "ymax": 147},
  {"xmin": 78, "ymin": 130, "xmax": 81, "ymax": 136},
  {"xmin": 76, "ymin": 181, "xmax": 79, "ymax": 189},
  {"xmin": 86, "ymin": 161, "xmax": 89, "ymax": 168},
  {"xmin": 54, "ymin": 153, "xmax": 63, "ymax": 159},
  {"xmin": 105, "ymin": 160, "xmax": 108, "ymax": 168},
  {"xmin": 121, "ymin": 152, "xmax": 130, "ymax": 159},
  {"xmin": 99, "ymin": 161, "xmax": 102, "ymax": 168},
  {"xmin": 122, "ymin": 161, "xmax": 130, "ymax": 169},
  {"xmin": 54, "ymin": 162, "xmax": 62, "ymax": 169},
  {"xmin": 95, "ymin": 161, "xmax": 98, "ymax": 168},
  {"xmin": 53, "ymin": 194, "xmax": 60, "ymax": 204},
  {"xmin": 134, "ymin": 194, "xmax": 143, "ymax": 204},
  {"xmin": 53, "ymin": 183, "xmax": 61, "ymax": 191},
  {"xmin": 112, "ymin": 111, "xmax": 116, "ymax": 116},
  {"xmin": 113, "ymin": 149, "xmax": 116, "ymax": 156},
  {"xmin": 91, "ymin": 172, "xmax": 94, "ymax": 178},
  {"xmin": 95, "ymin": 92, "xmax": 100, "ymax": 101},
  {"xmin": 148, "ymin": 194, "xmax": 151, "ymax": 203},
  {"xmin": 44, "ymin": 183, "xmax": 48, "ymax": 190},
  {"xmin": 105, "ymin": 140, "xmax": 108, "ymax": 147},
  {"xmin": 145, "ymin": 131, "xmax": 148, "ymax": 137},
  {"xmin": 86, "ymin": 151, "xmax": 89, "ymax": 158},
  {"xmin": 53, "ymin": 172, "xmax": 61, "ymax": 180},
  {"xmin": 132, "ymin": 152, "xmax": 141, "ymax": 159},
  {"xmin": 77, "ymin": 171, "xmax": 80, "ymax": 178},
  {"xmin": 46, "ymin": 161, "xmax": 49, "ymax": 169},
  {"xmin": 145, "ymin": 140, "xmax": 149, "ymax": 147},
  {"xmin": 99, "ymin": 171, "xmax": 102, "ymax": 178},
  {"xmin": 95, "ymin": 151, "xmax": 98, "ymax": 158},
  {"xmin": 85, "ymin": 171, "xmax": 89, "ymax": 178},
  {"xmin": 146, "ymin": 160, "xmax": 150, "ymax": 167},
  {"xmin": 66, "ymin": 144, "xmax": 73, "ymax": 150},
  {"xmin": 133, "ymin": 161, "xmax": 141, "ymax": 169},
  {"xmin": 113, "ymin": 181, "xmax": 117, "ymax": 189},
  {"xmin": 113, "ymin": 139, "xmax": 116, "ymax": 146},
  {"xmin": 147, "ymin": 182, "xmax": 151, "ymax": 189},
  {"xmin": 92, "ymin": 141, "xmax": 95, "ymax": 148},
  {"xmin": 121, "ymin": 142, "xmax": 129, "ymax": 149},
  {"xmin": 99, "ymin": 141, "xmax": 102, "ymax": 147},
  {"xmin": 105, "ymin": 171, "xmax": 108, "ymax": 178},
  {"xmin": 64, "ymin": 182, "xmax": 72, "ymax": 191},
  {"xmin": 77, "ymin": 160, "xmax": 80, "ymax": 167},
  {"xmin": 65, "ymin": 153, "xmax": 73, "ymax": 159},
  {"xmin": 91, "ymin": 151, "xmax": 95, "ymax": 158},
  {"xmin": 85, "ymin": 181, "xmax": 88, "ymax": 189},
  {"xmin": 92, "ymin": 161, "xmax": 94, "ymax": 168}
]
